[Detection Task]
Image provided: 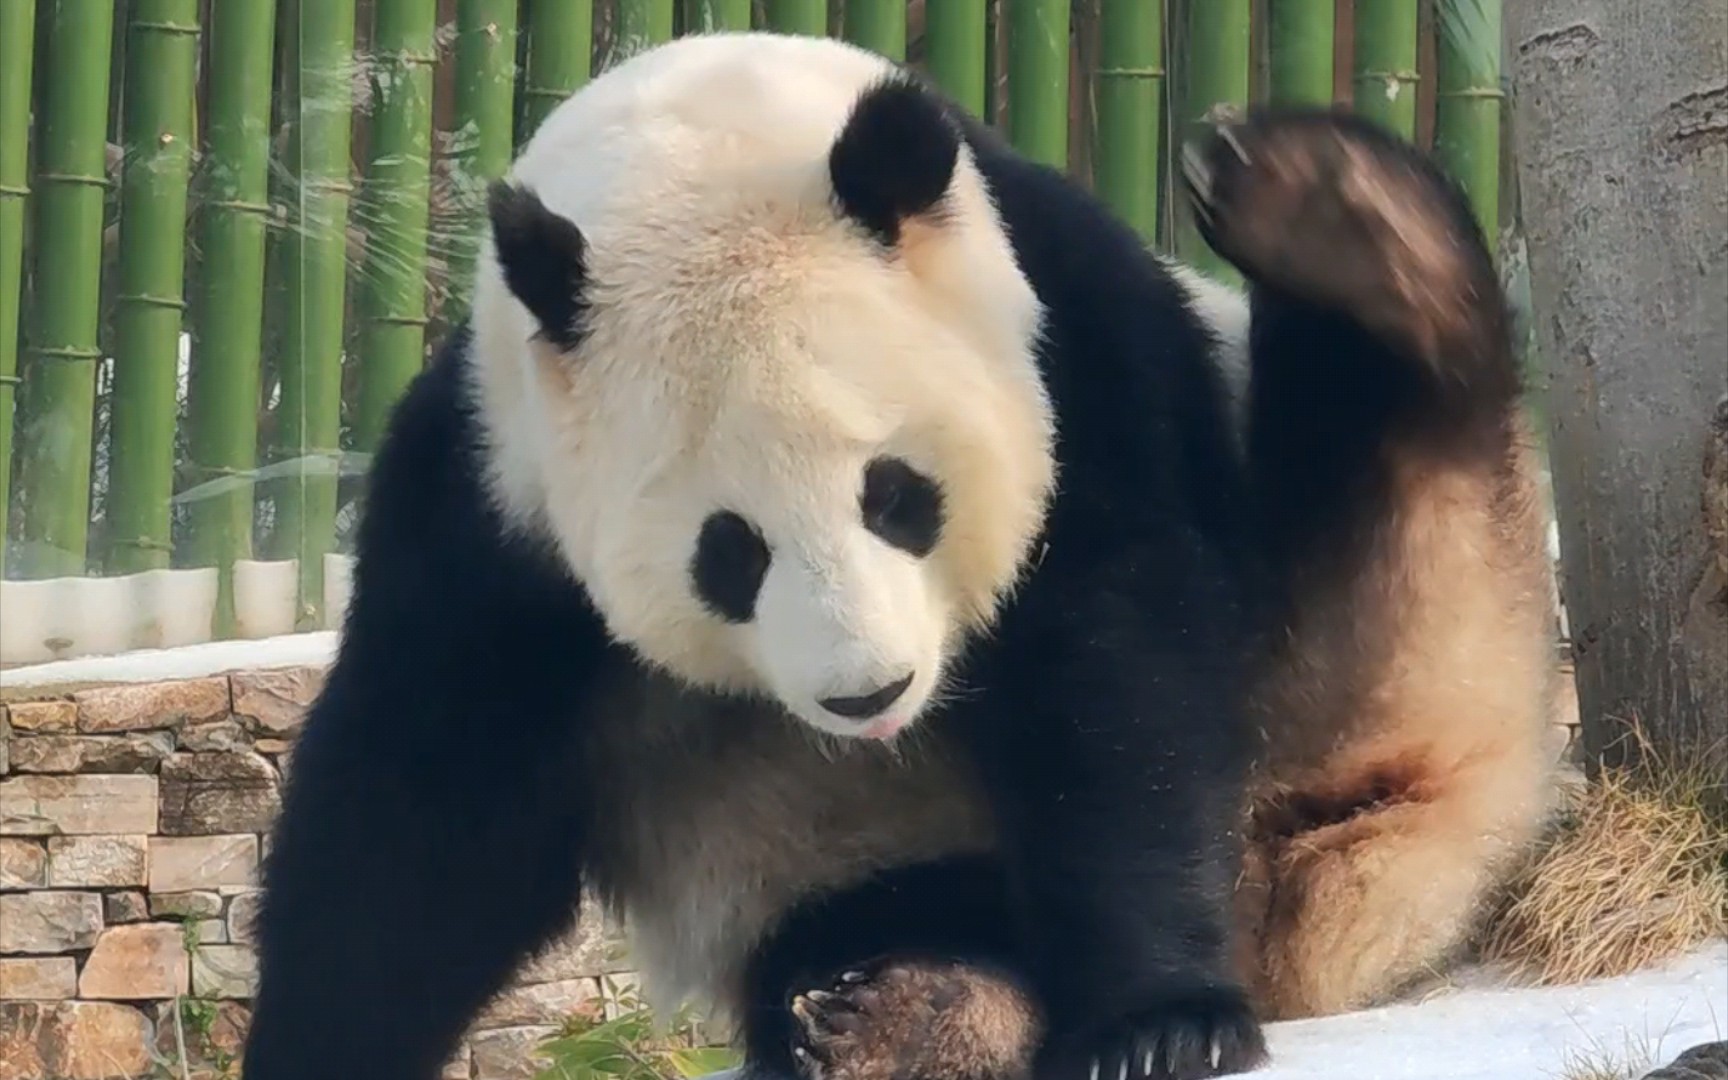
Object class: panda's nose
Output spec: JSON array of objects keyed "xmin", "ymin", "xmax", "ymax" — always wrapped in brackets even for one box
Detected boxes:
[{"xmin": 819, "ymin": 671, "xmax": 915, "ymax": 720}]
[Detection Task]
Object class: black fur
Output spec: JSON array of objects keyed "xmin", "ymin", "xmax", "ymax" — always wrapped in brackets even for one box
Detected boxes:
[
  {"xmin": 487, "ymin": 180, "xmax": 589, "ymax": 350},
  {"xmin": 693, "ymin": 510, "xmax": 774, "ymax": 623},
  {"xmin": 829, "ymin": 76, "xmax": 961, "ymax": 248},
  {"xmin": 242, "ymin": 71, "xmax": 1503, "ymax": 1080},
  {"xmin": 861, "ymin": 456, "xmax": 945, "ymax": 557},
  {"xmin": 243, "ymin": 327, "xmax": 617, "ymax": 1078}
]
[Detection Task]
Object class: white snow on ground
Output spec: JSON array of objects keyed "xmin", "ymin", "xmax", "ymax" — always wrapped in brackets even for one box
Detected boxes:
[
  {"xmin": 1249, "ymin": 941, "xmax": 1725, "ymax": 1080},
  {"xmin": 0, "ymin": 630, "xmax": 339, "ymax": 690}
]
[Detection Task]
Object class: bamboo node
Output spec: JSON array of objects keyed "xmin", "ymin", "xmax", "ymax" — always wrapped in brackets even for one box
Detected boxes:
[
  {"xmin": 1353, "ymin": 69, "xmax": 1423, "ymax": 87},
  {"xmin": 206, "ymin": 198, "xmax": 272, "ymax": 216},
  {"xmin": 388, "ymin": 49, "xmax": 440, "ymax": 68},
  {"xmin": 186, "ymin": 464, "xmax": 256, "ymax": 480},
  {"xmin": 34, "ymin": 171, "xmax": 110, "ymax": 189},
  {"xmin": 0, "ymin": 375, "xmax": 22, "ymax": 387},
  {"xmin": 111, "ymin": 535, "xmax": 176, "ymax": 553},
  {"xmin": 116, "ymin": 292, "xmax": 189, "ymax": 312},
  {"xmin": 522, "ymin": 84, "xmax": 576, "ymax": 101},
  {"xmin": 374, "ymin": 314, "xmax": 431, "ymax": 327},
  {"xmin": 27, "ymin": 345, "xmax": 104, "ymax": 363},
  {"xmin": 131, "ymin": 20, "xmax": 200, "ymax": 36},
  {"xmin": 0, "ymin": 183, "xmax": 29, "ymax": 198},
  {"xmin": 1437, "ymin": 86, "xmax": 1507, "ymax": 101},
  {"xmin": 1096, "ymin": 66, "xmax": 1166, "ymax": 80}
]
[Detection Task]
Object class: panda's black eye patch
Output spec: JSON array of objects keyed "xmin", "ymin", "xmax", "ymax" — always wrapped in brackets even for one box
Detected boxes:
[
  {"xmin": 862, "ymin": 457, "xmax": 944, "ymax": 557},
  {"xmin": 692, "ymin": 511, "xmax": 771, "ymax": 623}
]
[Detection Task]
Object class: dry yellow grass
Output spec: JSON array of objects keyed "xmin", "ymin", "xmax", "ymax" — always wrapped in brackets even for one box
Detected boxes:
[{"xmin": 1481, "ymin": 722, "xmax": 1728, "ymax": 987}]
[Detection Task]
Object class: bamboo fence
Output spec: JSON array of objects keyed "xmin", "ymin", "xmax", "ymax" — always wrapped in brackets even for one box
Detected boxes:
[{"xmin": 1, "ymin": 0, "xmax": 1510, "ymax": 663}]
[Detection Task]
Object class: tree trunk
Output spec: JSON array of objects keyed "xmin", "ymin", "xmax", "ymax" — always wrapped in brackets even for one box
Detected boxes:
[{"xmin": 1507, "ymin": 3, "xmax": 1728, "ymax": 775}]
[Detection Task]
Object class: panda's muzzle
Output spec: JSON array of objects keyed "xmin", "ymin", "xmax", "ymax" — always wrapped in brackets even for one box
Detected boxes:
[{"xmin": 818, "ymin": 670, "xmax": 915, "ymax": 721}]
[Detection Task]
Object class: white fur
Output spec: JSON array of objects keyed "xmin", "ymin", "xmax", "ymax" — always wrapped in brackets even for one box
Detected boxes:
[
  {"xmin": 465, "ymin": 32, "xmax": 1057, "ymax": 740},
  {"xmin": 1160, "ymin": 257, "xmax": 1253, "ymax": 452}
]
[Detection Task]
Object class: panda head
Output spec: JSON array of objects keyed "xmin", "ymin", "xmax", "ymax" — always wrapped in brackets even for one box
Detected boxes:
[{"xmin": 468, "ymin": 34, "xmax": 1055, "ymax": 741}]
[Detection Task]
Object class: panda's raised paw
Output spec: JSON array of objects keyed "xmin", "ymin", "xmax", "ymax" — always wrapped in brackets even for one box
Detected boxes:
[
  {"xmin": 1042, "ymin": 991, "xmax": 1267, "ymax": 1080},
  {"xmin": 788, "ymin": 957, "xmax": 1040, "ymax": 1080},
  {"xmin": 1180, "ymin": 108, "xmax": 1484, "ymax": 364}
]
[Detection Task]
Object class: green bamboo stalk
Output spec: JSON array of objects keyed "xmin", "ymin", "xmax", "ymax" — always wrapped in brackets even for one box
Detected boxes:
[
  {"xmin": 445, "ymin": 0, "xmax": 518, "ymax": 326},
  {"xmin": 923, "ymin": 0, "xmax": 986, "ymax": 115},
  {"xmin": 105, "ymin": 0, "xmax": 201, "ymax": 574},
  {"xmin": 353, "ymin": 0, "xmax": 437, "ymax": 453},
  {"xmin": 618, "ymin": 0, "xmax": 676, "ymax": 54},
  {"xmin": 13, "ymin": 0, "xmax": 117, "ymax": 578},
  {"xmin": 518, "ymin": 0, "xmax": 592, "ymax": 145},
  {"xmin": 1176, "ymin": 0, "xmax": 1250, "ymax": 283},
  {"xmin": 984, "ymin": 0, "xmax": 1001, "ymax": 126},
  {"xmin": 1094, "ymin": 0, "xmax": 1163, "ymax": 241},
  {"xmin": 1434, "ymin": 0, "xmax": 1502, "ymax": 254},
  {"xmin": 1007, "ymin": 0, "xmax": 1069, "ymax": 168},
  {"xmin": 688, "ymin": 0, "xmax": 752, "ymax": 32},
  {"xmin": 845, "ymin": 0, "xmax": 905, "ymax": 60},
  {"xmin": 1268, "ymin": 0, "xmax": 1335, "ymax": 106},
  {"xmin": 0, "ymin": 0, "xmax": 38, "ymax": 556},
  {"xmin": 1353, "ymin": 0, "xmax": 1419, "ymax": 140},
  {"xmin": 185, "ymin": 0, "xmax": 278, "ymax": 636},
  {"xmin": 765, "ymin": 0, "xmax": 824, "ymax": 36},
  {"xmin": 266, "ymin": 0, "xmax": 355, "ymax": 629}
]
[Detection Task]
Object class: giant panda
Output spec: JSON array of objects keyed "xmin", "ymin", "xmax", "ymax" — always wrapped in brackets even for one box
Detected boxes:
[{"xmin": 241, "ymin": 30, "xmax": 1558, "ymax": 1080}]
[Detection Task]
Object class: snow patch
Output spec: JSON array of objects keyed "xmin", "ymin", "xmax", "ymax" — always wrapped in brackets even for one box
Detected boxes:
[
  {"xmin": 1252, "ymin": 940, "xmax": 1726, "ymax": 1079},
  {"xmin": 1, "ymin": 630, "xmax": 339, "ymax": 691}
]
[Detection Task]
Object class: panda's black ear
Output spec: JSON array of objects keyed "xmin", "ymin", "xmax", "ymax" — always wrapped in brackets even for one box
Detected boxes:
[
  {"xmin": 829, "ymin": 76, "xmax": 961, "ymax": 249},
  {"xmin": 487, "ymin": 180, "xmax": 589, "ymax": 351}
]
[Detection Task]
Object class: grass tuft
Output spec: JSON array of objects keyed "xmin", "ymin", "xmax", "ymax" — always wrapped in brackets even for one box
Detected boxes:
[{"xmin": 1482, "ymin": 719, "xmax": 1728, "ymax": 987}]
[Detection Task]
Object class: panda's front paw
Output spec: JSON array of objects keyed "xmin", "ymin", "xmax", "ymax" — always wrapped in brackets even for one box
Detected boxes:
[
  {"xmin": 1180, "ymin": 108, "xmax": 1485, "ymax": 365},
  {"xmin": 1041, "ymin": 991, "xmax": 1268, "ymax": 1080},
  {"xmin": 788, "ymin": 956, "xmax": 1040, "ymax": 1080}
]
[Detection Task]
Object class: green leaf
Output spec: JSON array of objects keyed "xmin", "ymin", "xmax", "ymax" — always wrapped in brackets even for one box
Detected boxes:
[{"xmin": 666, "ymin": 1047, "xmax": 743, "ymax": 1078}]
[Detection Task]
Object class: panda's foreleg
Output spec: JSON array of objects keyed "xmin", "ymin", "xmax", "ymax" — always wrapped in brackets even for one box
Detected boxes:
[
  {"xmin": 966, "ymin": 538, "xmax": 1269, "ymax": 1080},
  {"xmin": 240, "ymin": 657, "xmax": 599, "ymax": 1080},
  {"xmin": 741, "ymin": 853, "xmax": 1029, "ymax": 1080},
  {"xmin": 785, "ymin": 953, "xmax": 1043, "ymax": 1080},
  {"xmin": 241, "ymin": 349, "xmax": 612, "ymax": 1080}
]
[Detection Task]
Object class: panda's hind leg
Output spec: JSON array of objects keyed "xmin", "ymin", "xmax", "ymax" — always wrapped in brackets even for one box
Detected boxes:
[
  {"xmin": 1183, "ymin": 107, "xmax": 1559, "ymax": 1019},
  {"xmin": 1182, "ymin": 104, "xmax": 1512, "ymax": 386},
  {"xmin": 1237, "ymin": 733, "xmax": 1553, "ymax": 1019}
]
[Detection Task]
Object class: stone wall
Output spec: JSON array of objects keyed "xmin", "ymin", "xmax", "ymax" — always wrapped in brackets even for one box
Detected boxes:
[{"xmin": 0, "ymin": 665, "xmax": 634, "ymax": 1080}]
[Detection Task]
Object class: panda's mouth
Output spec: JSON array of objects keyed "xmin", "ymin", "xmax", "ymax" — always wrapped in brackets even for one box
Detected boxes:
[{"xmin": 858, "ymin": 714, "xmax": 912, "ymax": 741}]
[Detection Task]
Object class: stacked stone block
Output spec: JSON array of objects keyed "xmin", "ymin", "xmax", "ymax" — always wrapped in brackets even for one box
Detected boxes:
[{"xmin": 0, "ymin": 668, "xmax": 633, "ymax": 1080}]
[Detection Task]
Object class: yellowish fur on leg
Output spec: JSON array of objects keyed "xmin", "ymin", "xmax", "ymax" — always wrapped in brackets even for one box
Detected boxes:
[{"xmin": 1239, "ymin": 438, "xmax": 1560, "ymax": 1021}]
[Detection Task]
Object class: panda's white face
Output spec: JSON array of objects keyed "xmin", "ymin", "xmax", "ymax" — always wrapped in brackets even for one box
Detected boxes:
[{"xmin": 468, "ymin": 32, "xmax": 1056, "ymax": 740}]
